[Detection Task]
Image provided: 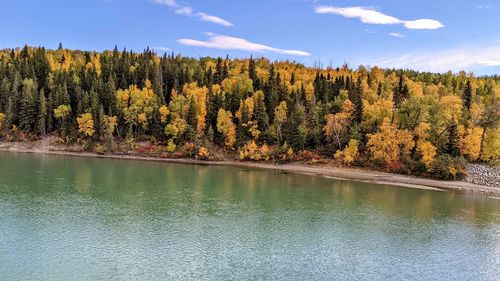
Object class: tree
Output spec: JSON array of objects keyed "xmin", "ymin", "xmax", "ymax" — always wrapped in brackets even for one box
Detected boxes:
[
  {"xmin": 286, "ymin": 103, "xmax": 306, "ymax": 150},
  {"xmin": 20, "ymin": 79, "xmax": 38, "ymax": 132},
  {"xmin": 305, "ymin": 98, "xmax": 320, "ymax": 148},
  {"xmin": 352, "ymin": 77, "xmax": 363, "ymax": 124},
  {"xmin": 462, "ymin": 80, "xmax": 472, "ymax": 112},
  {"xmin": 417, "ymin": 141, "xmax": 437, "ymax": 169},
  {"xmin": 0, "ymin": 112, "xmax": 5, "ymax": 132},
  {"xmin": 273, "ymin": 101, "xmax": 287, "ymax": 144},
  {"xmin": 77, "ymin": 113, "xmax": 95, "ymax": 137},
  {"xmin": 446, "ymin": 123, "xmax": 460, "ymax": 156},
  {"xmin": 478, "ymin": 102, "xmax": 500, "ymax": 160},
  {"xmin": 115, "ymin": 83, "xmax": 158, "ymax": 137},
  {"xmin": 323, "ymin": 100, "xmax": 353, "ymax": 149},
  {"xmin": 217, "ymin": 108, "xmax": 236, "ymax": 148},
  {"xmin": 38, "ymin": 89, "xmax": 47, "ymax": 135},
  {"xmin": 53, "ymin": 104, "xmax": 71, "ymax": 137},
  {"xmin": 366, "ymin": 118, "xmax": 414, "ymax": 166},
  {"xmin": 335, "ymin": 139, "xmax": 359, "ymax": 165},
  {"xmin": 393, "ymin": 72, "xmax": 409, "ymax": 110}
]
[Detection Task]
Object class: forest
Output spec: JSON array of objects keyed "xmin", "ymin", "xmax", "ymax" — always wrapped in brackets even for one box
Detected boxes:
[{"xmin": 0, "ymin": 45, "xmax": 498, "ymax": 180}]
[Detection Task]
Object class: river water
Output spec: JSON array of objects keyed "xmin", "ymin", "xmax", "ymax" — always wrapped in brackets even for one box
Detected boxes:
[{"xmin": 0, "ymin": 152, "xmax": 499, "ymax": 280}]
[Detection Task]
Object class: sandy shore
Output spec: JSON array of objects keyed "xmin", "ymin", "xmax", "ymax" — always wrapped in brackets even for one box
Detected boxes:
[{"xmin": 1, "ymin": 141, "xmax": 499, "ymax": 197}]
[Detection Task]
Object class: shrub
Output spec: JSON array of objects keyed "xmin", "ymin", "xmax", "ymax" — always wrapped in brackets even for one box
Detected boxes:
[
  {"xmin": 197, "ymin": 146, "xmax": 210, "ymax": 160},
  {"xmin": 166, "ymin": 139, "xmax": 176, "ymax": 152},
  {"xmin": 334, "ymin": 139, "xmax": 359, "ymax": 166},
  {"xmin": 429, "ymin": 155, "xmax": 467, "ymax": 180},
  {"xmin": 239, "ymin": 141, "xmax": 270, "ymax": 161}
]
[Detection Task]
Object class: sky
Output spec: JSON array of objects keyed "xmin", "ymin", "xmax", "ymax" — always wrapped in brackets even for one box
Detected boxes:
[{"xmin": 1, "ymin": 0, "xmax": 499, "ymax": 75}]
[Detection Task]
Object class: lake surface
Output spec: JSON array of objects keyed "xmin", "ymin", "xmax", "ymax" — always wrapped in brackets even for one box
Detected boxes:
[{"xmin": 0, "ymin": 152, "xmax": 499, "ymax": 281}]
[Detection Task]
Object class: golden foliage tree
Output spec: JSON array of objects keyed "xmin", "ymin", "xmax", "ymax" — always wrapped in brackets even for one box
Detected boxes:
[
  {"xmin": 77, "ymin": 113, "xmax": 95, "ymax": 137},
  {"xmin": 334, "ymin": 139, "xmax": 359, "ymax": 166},
  {"xmin": 367, "ymin": 118, "xmax": 414, "ymax": 166},
  {"xmin": 217, "ymin": 109, "xmax": 236, "ymax": 148}
]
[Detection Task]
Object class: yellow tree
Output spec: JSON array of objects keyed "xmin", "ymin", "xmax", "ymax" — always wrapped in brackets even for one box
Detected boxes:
[
  {"xmin": 366, "ymin": 118, "xmax": 414, "ymax": 166},
  {"xmin": 274, "ymin": 101, "xmax": 288, "ymax": 144},
  {"xmin": 323, "ymin": 99, "xmax": 353, "ymax": 149},
  {"xmin": 54, "ymin": 104, "xmax": 71, "ymax": 120},
  {"xmin": 182, "ymin": 83, "xmax": 208, "ymax": 134},
  {"xmin": 159, "ymin": 105, "xmax": 170, "ymax": 124},
  {"xmin": 116, "ymin": 83, "xmax": 157, "ymax": 136},
  {"xmin": 415, "ymin": 122, "xmax": 437, "ymax": 168},
  {"xmin": 0, "ymin": 112, "xmax": 5, "ymax": 131},
  {"xmin": 77, "ymin": 113, "xmax": 95, "ymax": 137},
  {"xmin": 334, "ymin": 139, "xmax": 359, "ymax": 165},
  {"xmin": 217, "ymin": 109, "xmax": 236, "ymax": 148}
]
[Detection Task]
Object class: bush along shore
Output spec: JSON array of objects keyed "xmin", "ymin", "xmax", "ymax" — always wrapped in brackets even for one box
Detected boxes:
[{"xmin": 0, "ymin": 45, "xmax": 498, "ymax": 183}]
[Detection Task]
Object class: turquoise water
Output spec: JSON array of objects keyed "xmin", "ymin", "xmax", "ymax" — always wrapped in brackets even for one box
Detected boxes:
[{"xmin": 0, "ymin": 152, "xmax": 499, "ymax": 280}]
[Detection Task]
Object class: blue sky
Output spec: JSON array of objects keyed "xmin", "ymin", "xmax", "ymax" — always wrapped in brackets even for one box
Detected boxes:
[{"xmin": 1, "ymin": 0, "xmax": 499, "ymax": 74}]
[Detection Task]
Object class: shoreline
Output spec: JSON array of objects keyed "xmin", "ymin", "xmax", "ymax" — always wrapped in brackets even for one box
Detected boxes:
[{"xmin": 1, "ymin": 145, "xmax": 499, "ymax": 198}]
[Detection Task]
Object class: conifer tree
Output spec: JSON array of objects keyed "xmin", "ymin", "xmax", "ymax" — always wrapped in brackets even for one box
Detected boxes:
[{"xmin": 38, "ymin": 89, "xmax": 47, "ymax": 135}]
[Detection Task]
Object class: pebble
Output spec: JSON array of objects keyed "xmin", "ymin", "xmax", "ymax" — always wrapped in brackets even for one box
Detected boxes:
[{"xmin": 465, "ymin": 164, "xmax": 500, "ymax": 187}]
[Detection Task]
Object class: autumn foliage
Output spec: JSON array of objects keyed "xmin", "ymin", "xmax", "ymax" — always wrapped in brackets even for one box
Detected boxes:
[{"xmin": 0, "ymin": 45, "xmax": 498, "ymax": 180}]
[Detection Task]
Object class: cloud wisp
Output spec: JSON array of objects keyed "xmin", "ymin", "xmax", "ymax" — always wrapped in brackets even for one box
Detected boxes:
[
  {"xmin": 153, "ymin": 46, "xmax": 173, "ymax": 52},
  {"xmin": 178, "ymin": 33, "xmax": 311, "ymax": 56},
  {"xmin": 389, "ymin": 32, "xmax": 405, "ymax": 38},
  {"xmin": 315, "ymin": 6, "xmax": 443, "ymax": 30},
  {"xmin": 154, "ymin": 0, "xmax": 233, "ymax": 27},
  {"xmin": 373, "ymin": 44, "xmax": 500, "ymax": 72}
]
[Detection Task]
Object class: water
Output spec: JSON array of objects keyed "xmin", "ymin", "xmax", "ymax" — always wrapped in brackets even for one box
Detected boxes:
[{"xmin": 0, "ymin": 152, "xmax": 499, "ymax": 281}]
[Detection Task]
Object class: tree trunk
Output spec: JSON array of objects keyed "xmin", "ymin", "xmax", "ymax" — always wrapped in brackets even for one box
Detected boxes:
[{"xmin": 479, "ymin": 127, "xmax": 487, "ymax": 160}]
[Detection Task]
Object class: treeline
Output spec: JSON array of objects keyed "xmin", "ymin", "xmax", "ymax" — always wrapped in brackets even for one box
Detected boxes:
[{"xmin": 0, "ymin": 45, "xmax": 498, "ymax": 179}]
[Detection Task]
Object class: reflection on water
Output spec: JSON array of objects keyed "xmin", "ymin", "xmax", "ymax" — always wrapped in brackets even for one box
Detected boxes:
[{"xmin": 0, "ymin": 152, "xmax": 499, "ymax": 280}]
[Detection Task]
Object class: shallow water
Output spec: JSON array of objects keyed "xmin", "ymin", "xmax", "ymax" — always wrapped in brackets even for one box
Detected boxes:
[{"xmin": 0, "ymin": 152, "xmax": 499, "ymax": 280}]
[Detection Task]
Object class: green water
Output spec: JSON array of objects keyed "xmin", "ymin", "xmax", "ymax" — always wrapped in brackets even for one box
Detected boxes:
[{"xmin": 0, "ymin": 152, "xmax": 499, "ymax": 281}]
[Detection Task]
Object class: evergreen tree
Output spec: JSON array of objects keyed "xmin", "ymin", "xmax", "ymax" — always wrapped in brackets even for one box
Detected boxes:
[
  {"xmin": 38, "ymin": 89, "xmax": 47, "ymax": 135},
  {"xmin": 305, "ymin": 98, "xmax": 320, "ymax": 148},
  {"xmin": 446, "ymin": 123, "xmax": 460, "ymax": 156},
  {"xmin": 19, "ymin": 79, "xmax": 38, "ymax": 132},
  {"xmin": 286, "ymin": 103, "xmax": 306, "ymax": 150},
  {"xmin": 463, "ymin": 80, "xmax": 472, "ymax": 112},
  {"xmin": 353, "ymin": 78, "xmax": 363, "ymax": 124}
]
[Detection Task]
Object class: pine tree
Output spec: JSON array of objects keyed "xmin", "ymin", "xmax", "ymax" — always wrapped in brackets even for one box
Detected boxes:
[
  {"xmin": 38, "ymin": 89, "xmax": 47, "ymax": 135},
  {"xmin": 215, "ymin": 57, "xmax": 224, "ymax": 84},
  {"xmin": 19, "ymin": 79, "xmax": 38, "ymax": 132},
  {"xmin": 353, "ymin": 78, "xmax": 363, "ymax": 124},
  {"xmin": 463, "ymin": 80, "xmax": 472, "ymax": 112},
  {"xmin": 286, "ymin": 103, "xmax": 306, "ymax": 150},
  {"xmin": 253, "ymin": 91, "xmax": 269, "ymax": 134},
  {"xmin": 104, "ymin": 75, "xmax": 117, "ymax": 115},
  {"xmin": 305, "ymin": 98, "xmax": 320, "ymax": 148},
  {"xmin": 446, "ymin": 123, "xmax": 460, "ymax": 156},
  {"xmin": 248, "ymin": 56, "xmax": 257, "ymax": 87}
]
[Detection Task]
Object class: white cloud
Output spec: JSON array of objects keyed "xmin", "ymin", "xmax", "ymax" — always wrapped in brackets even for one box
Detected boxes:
[
  {"xmin": 316, "ymin": 6, "xmax": 400, "ymax": 25},
  {"xmin": 315, "ymin": 6, "xmax": 443, "ymax": 30},
  {"xmin": 389, "ymin": 32, "xmax": 405, "ymax": 38},
  {"xmin": 153, "ymin": 46, "xmax": 173, "ymax": 52},
  {"xmin": 197, "ymin": 13, "xmax": 233, "ymax": 27},
  {"xmin": 154, "ymin": 0, "xmax": 233, "ymax": 27},
  {"xmin": 403, "ymin": 19, "xmax": 443, "ymax": 30},
  {"xmin": 373, "ymin": 44, "xmax": 500, "ymax": 72},
  {"xmin": 175, "ymin": 7, "xmax": 193, "ymax": 15},
  {"xmin": 178, "ymin": 33, "xmax": 311, "ymax": 56},
  {"xmin": 154, "ymin": 0, "xmax": 178, "ymax": 7}
]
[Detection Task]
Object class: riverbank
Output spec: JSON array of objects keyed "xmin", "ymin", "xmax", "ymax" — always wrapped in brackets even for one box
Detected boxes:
[{"xmin": 1, "ymin": 139, "xmax": 499, "ymax": 197}]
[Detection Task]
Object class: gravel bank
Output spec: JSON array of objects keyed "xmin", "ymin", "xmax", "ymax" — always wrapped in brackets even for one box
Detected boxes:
[{"xmin": 466, "ymin": 164, "xmax": 500, "ymax": 187}]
